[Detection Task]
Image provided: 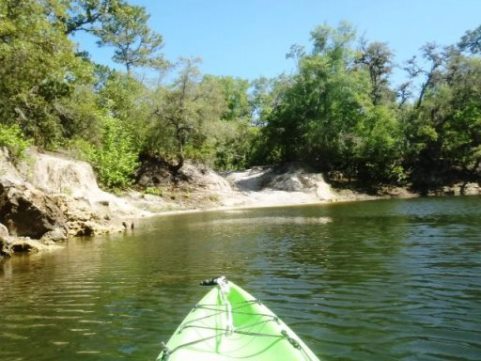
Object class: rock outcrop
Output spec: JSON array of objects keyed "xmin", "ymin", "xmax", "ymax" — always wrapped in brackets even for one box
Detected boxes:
[
  {"xmin": 179, "ymin": 162, "xmax": 232, "ymax": 192},
  {"xmin": 136, "ymin": 155, "xmax": 232, "ymax": 192},
  {"xmin": 0, "ymin": 180, "xmax": 66, "ymax": 238},
  {"xmin": 0, "ymin": 147, "xmax": 153, "ymax": 258},
  {"xmin": 0, "ymin": 221, "xmax": 58, "ymax": 258},
  {"xmin": 226, "ymin": 166, "xmax": 335, "ymax": 198}
]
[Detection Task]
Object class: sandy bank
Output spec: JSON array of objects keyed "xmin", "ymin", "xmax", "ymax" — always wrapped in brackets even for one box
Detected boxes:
[{"xmin": 1, "ymin": 147, "xmax": 480, "ymax": 259}]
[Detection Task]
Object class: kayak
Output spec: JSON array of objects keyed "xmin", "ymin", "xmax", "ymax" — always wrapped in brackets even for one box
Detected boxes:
[{"xmin": 156, "ymin": 277, "xmax": 320, "ymax": 361}]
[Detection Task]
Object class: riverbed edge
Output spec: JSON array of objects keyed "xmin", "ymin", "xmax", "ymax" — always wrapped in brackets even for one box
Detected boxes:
[{"xmin": 1, "ymin": 146, "xmax": 480, "ymax": 260}]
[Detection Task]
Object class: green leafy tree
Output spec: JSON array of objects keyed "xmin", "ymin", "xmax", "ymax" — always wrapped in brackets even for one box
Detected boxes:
[
  {"xmin": 0, "ymin": 0, "xmax": 94, "ymax": 147},
  {"xmin": 458, "ymin": 24, "xmax": 481, "ymax": 54},
  {"xmin": 403, "ymin": 41, "xmax": 481, "ymax": 188},
  {"xmin": 147, "ymin": 58, "xmax": 226, "ymax": 173},
  {"xmin": 441, "ymin": 51, "xmax": 481, "ymax": 180},
  {"xmin": 96, "ymin": 3, "xmax": 166, "ymax": 73},
  {"xmin": 214, "ymin": 122, "xmax": 260, "ymax": 170},
  {"xmin": 89, "ymin": 116, "xmax": 139, "ymax": 188},
  {"xmin": 0, "ymin": 123, "xmax": 31, "ymax": 162},
  {"xmin": 198, "ymin": 75, "xmax": 260, "ymax": 170},
  {"xmin": 250, "ymin": 75, "xmax": 292, "ymax": 128},
  {"xmin": 57, "ymin": 0, "xmax": 125, "ymax": 35},
  {"xmin": 98, "ymin": 71, "xmax": 150, "ymax": 149},
  {"xmin": 203, "ymin": 76, "xmax": 251, "ymax": 121},
  {"xmin": 353, "ymin": 105, "xmax": 405, "ymax": 183},
  {"xmin": 355, "ymin": 41, "xmax": 394, "ymax": 105},
  {"xmin": 261, "ymin": 24, "xmax": 363, "ymax": 167},
  {"xmin": 405, "ymin": 43, "xmax": 444, "ymax": 109},
  {"xmin": 258, "ymin": 23, "xmax": 404, "ymax": 183}
]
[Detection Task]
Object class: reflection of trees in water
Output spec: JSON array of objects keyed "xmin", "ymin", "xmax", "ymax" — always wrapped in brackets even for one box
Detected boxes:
[
  {"xmin": 166, "ymin": 202, "xmax": 410, "ymax": 292},
  {"xmin": 281, "ymin": 203, "xmax": 409, "ymax": 285},
  {"xmin": 2, "ymin": 198, "xmax": 480, "ymax": 361}
]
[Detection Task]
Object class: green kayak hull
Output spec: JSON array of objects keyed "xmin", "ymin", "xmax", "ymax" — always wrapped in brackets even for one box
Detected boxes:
[{"xmin": 157, "ymin": 279, "xmax": 320, "ymax": 361}]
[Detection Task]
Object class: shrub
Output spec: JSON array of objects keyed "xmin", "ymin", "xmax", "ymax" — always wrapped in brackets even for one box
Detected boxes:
[
  {"xmin": 0, "ymin": 123, "xmax": 31, "ymax": 162},
  {"xmin": 92, "ymin": 117, "xmax": 139, "ymax": 189}
]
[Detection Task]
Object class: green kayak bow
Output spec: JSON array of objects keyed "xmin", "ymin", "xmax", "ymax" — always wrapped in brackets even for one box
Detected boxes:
[{"xmin": 157, "ymin": 277, "xmax": 320, "ymax": 361}]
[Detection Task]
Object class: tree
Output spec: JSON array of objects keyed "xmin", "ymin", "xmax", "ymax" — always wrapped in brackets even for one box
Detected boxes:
[
  {"xmin": 96, "ymin": 3, "xmax": 166, "ymax": 73},
  {"xmin": 403, "ymin": 40, "xmax": 481, "ymax": 189},
  {"xmin": 310, "ymin": 21, "xmax": 356, "ymax": 59},
  {"xmin": 147, "ymin": 58, "xmax": 226, "ymax": 173},
  {"xmin": 98, "ymin": 71, "xmax": 150, "ymax": 148},
  {"xmin": 458, "ymin": 24, "xmax": 481, "ymax": 54},
  {"xmin": 0, "ymin": 0, "xmax": 94, "ymax": 147},
  {"xmin": 442, "ymin": 53, "xmax": 481, "ymax": 180},
  {"xmin": 49, "ymin": 1, "xmax": 167, "ymax": 74},
  {"xmin": 202, "ymin": 76, "xmax": 251, "ymax": 121},
  {"xmin": 250, "ymin": 76, "xmax": 291, "ymax": 127},
  {"xmin": 353, "ymin": 105, "xmax": 405, "ymax": 183},
  {"xmin": 51, "ymin": 0, "xmax": 125, "ymax": 35},
  {"xmin": 198, "ymin": 75, "xmax": 261, "ymax": 170},
  {"xmin": 356, "ymin": 41, "xmax": 394, "ymax": 105},
  {"xmin": 88, "ymin": 116, "xmax": 139, "ymax": 188},
  {"xmin": 260, "ymin": 24, "xmax": 365, "ymax": 168},
  {"xmin": 405, "ymin": 43, "xmax": 444, "ymax": 109},
  {"xmin": 256, "ymin": 23, "xmax": 405, "ymax": 183}
]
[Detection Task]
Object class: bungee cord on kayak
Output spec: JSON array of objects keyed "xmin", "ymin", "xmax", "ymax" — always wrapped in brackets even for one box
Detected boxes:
[
  {"xmin": 157, "ymin": 278, "xmax": 319, "ymax": 361},
  {"xmin": 217, "ymin": 276, "xmax": 235, "ymax": 334}
]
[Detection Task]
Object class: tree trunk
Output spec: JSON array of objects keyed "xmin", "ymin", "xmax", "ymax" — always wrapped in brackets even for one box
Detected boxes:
[{"xmin": 169, "ymin": 142, "xmax": 185, "ymax": 176}]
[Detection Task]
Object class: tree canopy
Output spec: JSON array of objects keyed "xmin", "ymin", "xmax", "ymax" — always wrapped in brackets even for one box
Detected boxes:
[{"xmin": 1, "ymin": 1, "xmax": 479, "ymax": 190}]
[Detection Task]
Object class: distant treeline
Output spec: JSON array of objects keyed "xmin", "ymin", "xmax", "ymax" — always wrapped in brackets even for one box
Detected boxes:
[{"xmin": 1, "ymin": 1, "xmax": 480, "ymax": 190}]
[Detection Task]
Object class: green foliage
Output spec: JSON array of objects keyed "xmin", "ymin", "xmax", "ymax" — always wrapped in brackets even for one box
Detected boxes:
[
  {"xmin": 56, "ymin": 85, "xmax": 104, "ymax": 142},
  {"xmin": 255, "ymin": 23, "xmax": 406, "ymax": 184},
  {"xmin": 89, "ymin": 116, "xmax": 139, "ymax": 189},
  {"xmin": 355, "ymin": 41, "xmax": 395, "ymax": 105},
  {"xmin": 146, "ymin": 58, "xmax": 227, "ymax": 171},
  {"xmin": 403, "ymin": 44, "xmax": 481, "ymax": 187},
  {"xmin": 98, "ymin": 71, "xmax": 150, "ymax": 149},
  {"xmin": 203, "ymin": 75, "xmax": 251, "ymax": 121},
  {"xmin": 0, "ymin": 123, "xmax": 31, "ymax": 161},
  {"xmin": 144, "ymin": 187, "xmax": 163, "ymax": 196},
  {"xmin": 214, "ymin": 121, "xmax": 260, "ymax": 170},
  {"xmin": 0, "ymin": 1, "xmax": 480, "ymax": 191},
  {"xmin": 0, "ymin": 0, "xmax": 94, "ymax": 148},
  {"xmin": 57, "ymin": 0, "xmax": 127, "ymax": 35},
  {"xmin": 353, "ymin": 105, "xmax": 405, "ymax": 182},
  {"xmin": 458, "ymin": 24, "xmax": 481, "ymax": 54},
  {"xmin": 64, "ymin": 137, "xmax": 96, "ymax": 161},
  {"xmin": 96, "ymin": 3, "xmax": 166, "ymax": 72}
]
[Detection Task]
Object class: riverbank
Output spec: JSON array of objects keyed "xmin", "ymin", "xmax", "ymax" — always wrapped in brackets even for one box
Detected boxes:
[{"xmin": 1, "ymin": 147, "xmax": 480, "ymax": 258}]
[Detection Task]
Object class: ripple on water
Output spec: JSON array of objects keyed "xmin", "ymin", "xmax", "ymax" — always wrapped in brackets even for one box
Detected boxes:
[{"xmin": 1, "ymin": 197, "xmax": 481, "ymax": 361}]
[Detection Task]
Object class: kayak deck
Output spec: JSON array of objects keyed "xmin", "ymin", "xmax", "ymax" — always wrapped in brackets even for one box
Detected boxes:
[{"xmin": 157, "ymin": 279, "xmax": 320, "ymax": 361}]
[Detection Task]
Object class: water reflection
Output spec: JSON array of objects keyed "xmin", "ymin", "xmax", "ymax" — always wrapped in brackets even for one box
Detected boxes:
[{"xmin": 1, "ymin": 197, "xmax": 481, "ymax": 361}]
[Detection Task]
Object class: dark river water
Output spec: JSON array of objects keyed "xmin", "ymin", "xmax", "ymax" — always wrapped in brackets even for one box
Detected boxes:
[{"xmin": 1, "ymin": 196, "xmax": 481, "ymax": 361}]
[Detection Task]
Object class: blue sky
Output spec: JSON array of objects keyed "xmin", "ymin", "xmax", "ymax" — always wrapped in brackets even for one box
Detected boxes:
[{"xmin": 78, "ymin": 0, "xmax": 481, "ymax": 86}]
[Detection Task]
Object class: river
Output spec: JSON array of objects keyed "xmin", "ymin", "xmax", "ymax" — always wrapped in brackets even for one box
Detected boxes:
[{"xmin": 1, "ymin": 196, "xmax": 481, "ymax": 361}]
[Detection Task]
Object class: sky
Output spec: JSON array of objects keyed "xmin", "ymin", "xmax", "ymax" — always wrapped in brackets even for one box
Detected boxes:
[{"xmin": 78, "ymin": 0, "xmax": 481, "ymax": 86}]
